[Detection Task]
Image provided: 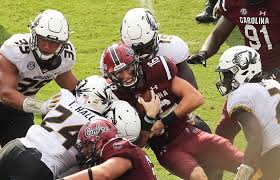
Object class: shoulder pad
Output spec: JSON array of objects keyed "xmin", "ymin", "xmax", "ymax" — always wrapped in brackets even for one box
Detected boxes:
[
  {"xmin": 61, "ymin": 41, "xmax": 76, "ymax": 63},
  {"xmin": 0, "ymin": 34, "xmax": 31, "ymax": 62},
  {"xmin": 142, "ymin": 56, "xmax": 177, "ymax": 82},
  {"xmin": 157, "ymin": 34, "xmax": 189, "ymax": 64}
]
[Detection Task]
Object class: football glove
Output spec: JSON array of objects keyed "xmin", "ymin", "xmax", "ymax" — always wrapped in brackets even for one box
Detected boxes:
[
  {"xmin": 187, "ymin": 51, "xmax": 207, "ymax": 67},
  {"xmin": 234, "ymin": 164, "xmax": 255, "ymax": 180},
  {"xmin": 23, "ymin": 93, "xmax": 61, "ymax": 114}
]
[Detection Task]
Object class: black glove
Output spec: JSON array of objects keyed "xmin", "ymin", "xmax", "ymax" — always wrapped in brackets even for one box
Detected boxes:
[{"xmin": 187, "ymin": 51, "xmax": 207, "ymax": 67}]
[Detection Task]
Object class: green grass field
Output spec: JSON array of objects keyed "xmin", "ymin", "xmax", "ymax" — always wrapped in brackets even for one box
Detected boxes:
[{"xmin": 0, "ymin": 1, "xmax": 246, "ymax": 179}]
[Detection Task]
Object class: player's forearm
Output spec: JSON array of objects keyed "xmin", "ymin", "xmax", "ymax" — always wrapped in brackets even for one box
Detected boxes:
[
  {"xmin": 200, "ymin": 33, "xmax": 223, "ymax": 59},
  {"xmin": 61, "ymin": 168, "xmax": 110, "ymax": 180},
  {"xmin": 175, "ymin": 90, "xmax": 204, "ymax": 119},
  {"xmin": 135, "ymin": 130, "xmax": 150, "ymax": 148},
  {"xmin": 243, "ymin": 136, "xmax": 262, "ymax": 168},
  {"xmin": 200, "ymin": 16, "xmax": 234, "ymax": 59},
  {"xmin": 236, "ymin": 113, "xmax": 262, "ymax": 168},
  {"xmin": 0, "ymin": 88, "xmax": 25, "ymax": 110},
  {"xmin": 175, "ymin": 100, "xmax": 203, "ymax": 120}
]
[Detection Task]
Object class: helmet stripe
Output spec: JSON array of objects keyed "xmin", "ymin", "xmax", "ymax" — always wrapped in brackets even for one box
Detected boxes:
[{"xmin": 109, "ymin": 45, "xmax": 121, "ymax": 65}]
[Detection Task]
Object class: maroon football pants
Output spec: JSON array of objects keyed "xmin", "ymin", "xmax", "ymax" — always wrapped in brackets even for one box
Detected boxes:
[
  {"xmin": 215, "ymin": 99, "xmax": 241, "ymax": 143},
  {"xmin": 154, "ymin": 126, "xmax": 243, "ymax": 180}
]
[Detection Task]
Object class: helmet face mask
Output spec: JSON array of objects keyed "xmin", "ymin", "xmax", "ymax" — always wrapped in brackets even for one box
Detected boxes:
[
  {"xmin": 216, "ymin": 70, "xmax": 237, "ymax": 96},
  {"xmin": 76, "ymin": 75, "xmax": 113, "ymax": 114},
  {"xmin": 30, "ymin": 9, "xmax": 69, "ymax": 61},
  {"xmin": 120, "ymin": 8, "xmax": 159, "ymax": 61},
  {"xmin": 131, "ymin": 32, "xmax": 159, "ymax": 61},
  {"xmin": 76, "ymin": 120, "xmax": 117, "ymax": 166},
  {"xmin": 110, "ymin": 60, "xmax": 140, "ymax": 88},
  {"xmin": 102, "ymin": 43, "xmax": 143, "ymax": 91},
  {"xmin": 75, "ymin": 140, "xmax": 99, "ymax": 166},
  {"xmin": 216, "ymin": 46, "xmax": 262, "ymax": 96}
]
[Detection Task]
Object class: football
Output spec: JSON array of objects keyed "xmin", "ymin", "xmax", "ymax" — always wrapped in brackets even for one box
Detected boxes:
[{"xmin": 135, "ymin": 90, "xmax": 152, "ymax": 115}]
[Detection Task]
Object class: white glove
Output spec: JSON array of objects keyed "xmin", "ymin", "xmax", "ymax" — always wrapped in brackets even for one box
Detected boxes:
[
  {"xmin": 23, "ymin": 93, "xmax": 61, "ymax": 114},
  {"xmin": 234, "ymin": 164, "xmax": 255, "ymax": 180}
]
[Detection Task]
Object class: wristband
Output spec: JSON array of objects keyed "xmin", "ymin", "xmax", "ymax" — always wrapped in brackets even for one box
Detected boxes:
[
  {"xmin": 144, "ymin": 115, "xmax": 156, "ymax": 124},
  {"xmin": 88, "ymin": 168, "xmax": 94, "ymax": 180},
  {"xmin": 141, "ymin": 115, "xmax": 155, "ymax": 131},
  {"xmin": 161, "ymin": 111, "xmax": 177, "ymax": 126},
  {"xmin": 23, "ymin": 97, "xmax": 44, "ymax": 113}
]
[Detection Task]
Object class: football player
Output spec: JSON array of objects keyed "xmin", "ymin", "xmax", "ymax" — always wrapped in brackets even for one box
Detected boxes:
[
  {"xmin": 0, "ymin": 76, "xmax": 111, "ymax": 180},
  {"xmin": 101, "ymin": 43, "xmax": 244, "ymax": 180},
  {"xmin": 116, "ymin": 7, "xmax": 212, "ymax": 134},
  {"xmin": 0, "ymin": 9, "xmax": 78, "ymax": 146},
  {"xmin": 216, "ymin": 46, "xmax": 280, "ymax": 180},
  {"xmin": 0, "ymin": 75, "xmax": 144, "ymax": 180},
  {"xmin": 188, "ymin": 0, "xmax": 280, "ymax": 142},
  {"xmin": 120, "ymin": 8, "xmax": 197, "ymax": 89},
  {"xmin": 59, "ymin": 119, "xmax": 157, "ymax": 180}
]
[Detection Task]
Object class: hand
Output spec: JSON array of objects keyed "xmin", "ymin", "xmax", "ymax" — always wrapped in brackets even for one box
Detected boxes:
[
  {"xmin": 138, "ymin": 90, "xmax": 161, "ymax": 118},
  {"xmin": 40, "ymin": 93, "xmax": 61, "ymax": 114},
  {"xmin": 149, "ymin": 120, "xmax": 165, "ymax": 138},
  {"xmin": 187, "ymin": 51, "xmax": 207, "ymax": 67}
]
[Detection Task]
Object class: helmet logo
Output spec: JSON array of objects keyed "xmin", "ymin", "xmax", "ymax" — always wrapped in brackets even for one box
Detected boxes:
[
  {"xmin": 76, "ymin": 79, "xmax": 89, "ymax": 97},
  {"xmin": 113, "ymin": 142, "xmax": 123, "ymax": 150},
  {"xmin": 145, "ymin": 11, "xmax": 158, "ymax": 31},
  {"xmin": 32, "ymin": 15, "xmax": 42, "ymax": 27},
  {"xmin": 85, "ymin": 124, "xmax": 110, "ymax": 138},
  {"xmin": 124, "ymin": 47, "xmax": 134, "ymax": 56},
  {"xmin": 232, "ymin": 50, "xmax": 257, "ymax": 70}
]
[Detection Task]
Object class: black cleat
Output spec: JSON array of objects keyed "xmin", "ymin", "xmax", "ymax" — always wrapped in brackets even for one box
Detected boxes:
[{"xmin": 195, "ymin": 11, "xmax": 216, "ymax": 23}]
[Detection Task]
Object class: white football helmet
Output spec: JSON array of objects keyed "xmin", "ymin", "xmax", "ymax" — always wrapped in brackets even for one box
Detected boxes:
[
  {"xmin": 120, "ymin": 8, "xmax": 159, "ymax": 61},
  {"xmin": 103, "ymin": 100, "xmax": 141, "ymax": 142},
  {"xmin": 76, "ymin": 75, "xmax": 113, "ymax": 114},
  {"xmin": 216, "ymin": 45, "xmax": 262, "ymax": 96},
  {"xmin": 30, "ymin": 9, "xmax": 69, "ymax": 61}
]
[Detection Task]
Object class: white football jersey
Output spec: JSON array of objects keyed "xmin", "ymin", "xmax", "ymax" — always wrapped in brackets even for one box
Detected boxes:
[
  {"xmin": 99, "ymin": 34, "xmax": 189, "ymax": 75},
  {"xmin": 227, "ymin": 79, "xmax": 280, "ymax": 155},
  {"xmin": 0, "ymin": 34, "xmax": 76, "ymax": 97},
  {"xmin": 157, "ymin": 34, "xmax": 189, "ymax": 64},
  {"xmin": 20, "ymin": 89, "xmax": 107, "ymax": 177}
]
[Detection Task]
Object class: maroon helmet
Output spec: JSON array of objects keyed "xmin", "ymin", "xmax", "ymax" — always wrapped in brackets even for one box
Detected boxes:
[
  {"xmin": 75, "ymin": 119, "xmax": 117, "ymax": 166},
  {"xmin": 101, "ymin": 43, "xmax": 143, "ymax": 90}
]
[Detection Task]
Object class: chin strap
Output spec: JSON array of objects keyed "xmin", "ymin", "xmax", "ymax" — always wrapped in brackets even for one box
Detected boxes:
[{"xmin": 88, "ymin": 168, "xmax": 94, "ymax": 180}]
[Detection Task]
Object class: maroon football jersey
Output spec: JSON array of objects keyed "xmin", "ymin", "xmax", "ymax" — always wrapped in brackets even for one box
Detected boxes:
[
  {"xmin": 98, "ymin": 138, "xmax": 157, "ymax": 180},
  {"xmin": 220, "ymin": 0, "xmax": 280, "ymax": 70},
  {"xmin": 112, "ymin": 56, "xmax": 188, "ymax": 141}
]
